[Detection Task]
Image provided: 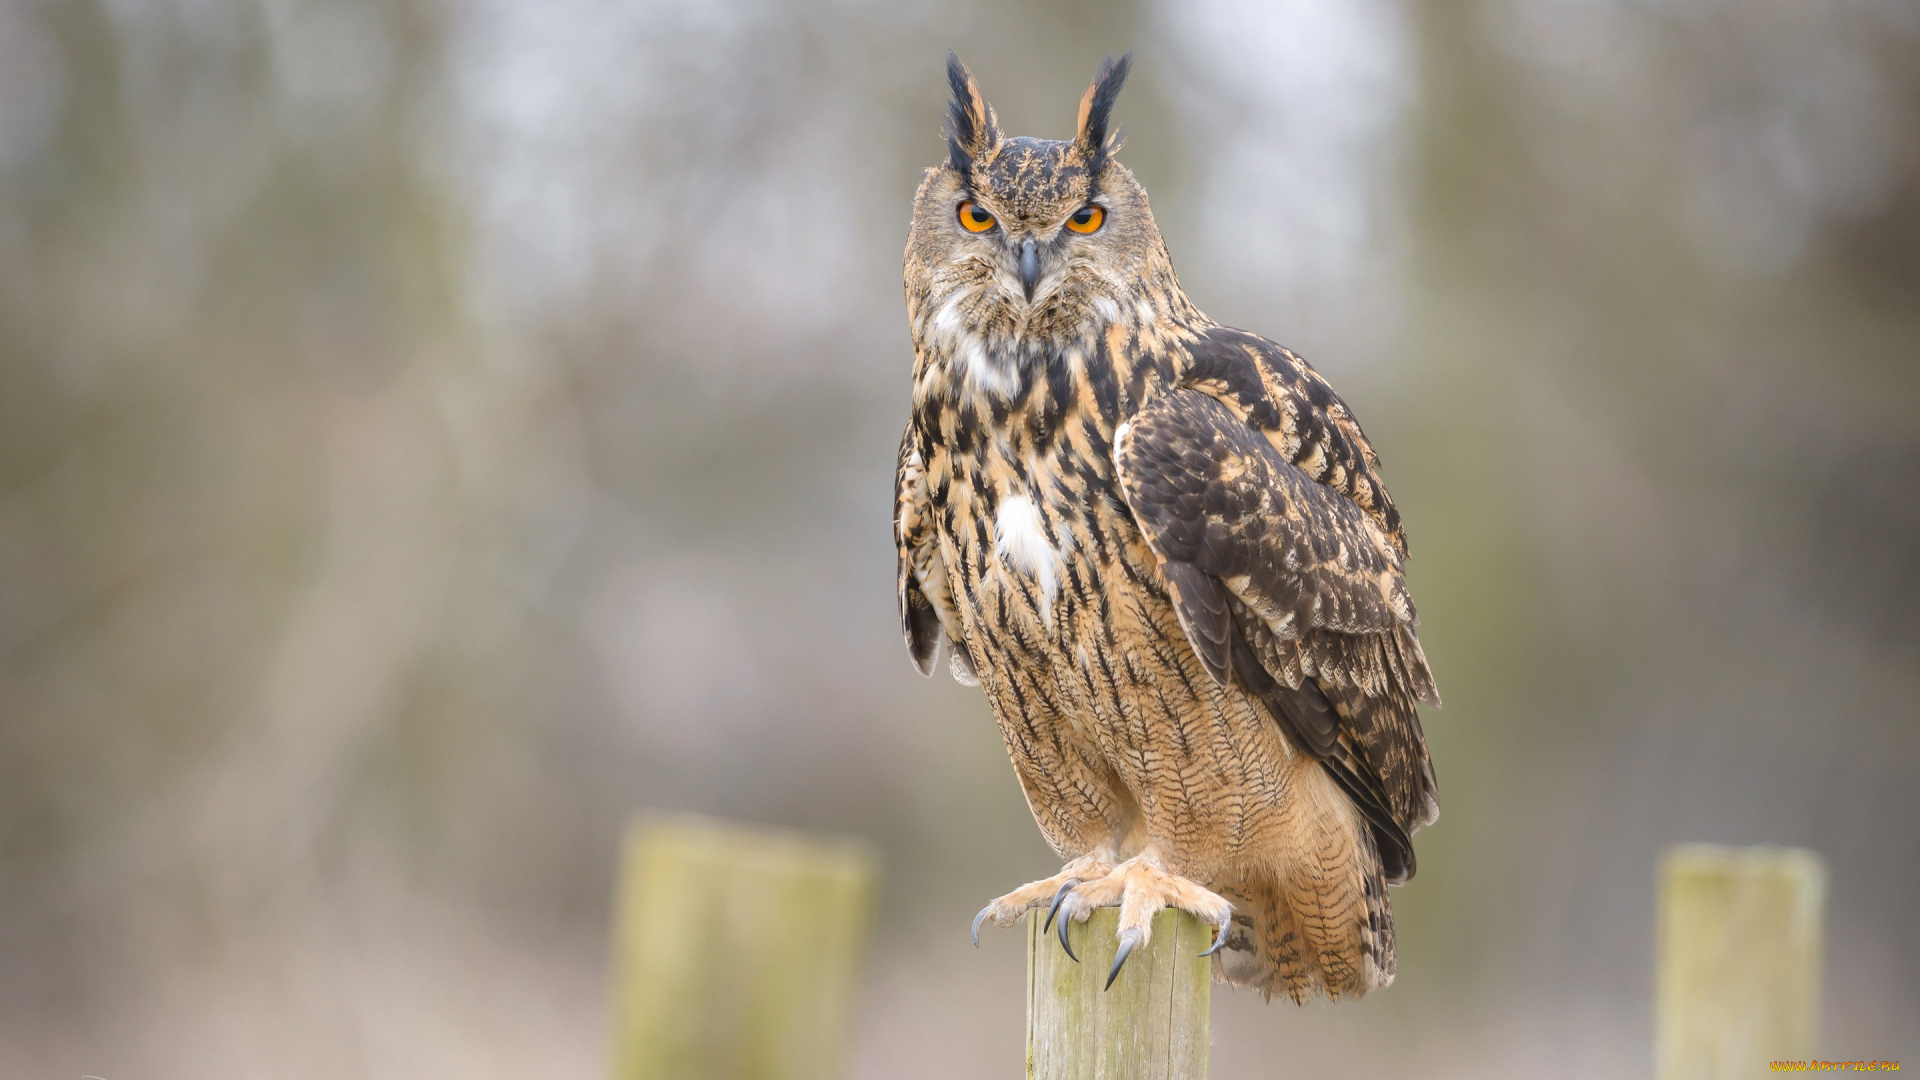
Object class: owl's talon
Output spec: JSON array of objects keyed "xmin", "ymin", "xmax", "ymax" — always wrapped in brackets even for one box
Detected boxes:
[
  {"xmin": 1199, "ymin": 919, "xmax": 1230, "ymax": 958},
  {"xmin": 1042, "ymin": 879, "xmax": 1079, "ymax": 933},
  {"xmin": 1105, "ymin": 927, "xmax": 1144, "ymax": 990},
  {"xmin": 1057, "ymin": 907, "xmax": 1080, "ymax": 962},
  {"xmin": 971, "ymin": 854, "xmax": 1115, "ymax": 956},
  {"xmin": 971, "ymin": 904, "xmax": 994, "ymax": 947}
]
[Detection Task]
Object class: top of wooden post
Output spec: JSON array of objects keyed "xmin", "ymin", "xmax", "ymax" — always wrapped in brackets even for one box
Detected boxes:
[
  {"xmin": 610, "ymin": 814, "xmax": 879, "ymax": 1080},
  {"xmin": 1026, "ymin": 907, "xmax": 1211, "ymax": 1080}
]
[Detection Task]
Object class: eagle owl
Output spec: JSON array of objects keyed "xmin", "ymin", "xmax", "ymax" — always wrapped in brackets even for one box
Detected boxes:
[{"xmin": 894, "ymin": 53, "xmax": 1439, "ymax": 1001}]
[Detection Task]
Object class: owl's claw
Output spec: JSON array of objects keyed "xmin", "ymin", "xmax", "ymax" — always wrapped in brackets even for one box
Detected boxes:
[
  {"xmin": 971, "ymin": 904, "xmax": 994, "ymax": 947},
  {"xmin": 1105, "ymin": 927, "xmax": 1144, "ymax": 990},
  {"xmin": 971, "ymin": 853, "xmax": 1116, "ymax": 958},
  {"xmin": 1199, "ymin": 919, "xmax": 1230, "ymax": 958},
  {"xmin": 1042, "ymin": 879, "xmax": 1079, "ymax": 933},
  {"xmin": 1040, "ymin": 852, "xmax": 1233, "ymax": 985}
]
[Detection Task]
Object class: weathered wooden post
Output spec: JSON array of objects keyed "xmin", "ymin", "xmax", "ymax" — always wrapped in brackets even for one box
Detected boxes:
[
  {"xmin": 609, "ymin": 814, "xmax": 878, "ymax": 1080},
  {"xmin": 1026, "ymin": 907, "xmax": 1211, "ymax": 1080},
  {"xmin": 1656, "ymin": 844, "xmax": 1825, "ymax": 1080}
]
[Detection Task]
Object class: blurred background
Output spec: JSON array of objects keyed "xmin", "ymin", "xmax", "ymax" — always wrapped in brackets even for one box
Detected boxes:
[{"xmin": 2, "ymin": 0, "xmax": 1916, "ymax": 1076}]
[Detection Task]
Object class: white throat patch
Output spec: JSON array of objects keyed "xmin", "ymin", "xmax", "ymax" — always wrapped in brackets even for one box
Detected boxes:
[
  {"xmin": 956, "ymin": 335, "xmax": 1018, "ymax": 397},
  {"xmin": 924, "ymin": 292, "xmax": 1024, "ymax": 398}
]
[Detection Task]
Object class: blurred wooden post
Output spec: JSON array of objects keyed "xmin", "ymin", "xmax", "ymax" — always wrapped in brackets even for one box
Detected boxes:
[
  {"xmin": 1656, "ymin": 844, "xmax": 1825, "ymax": 1080},
  {"xmin": 1026, "ymin": 907, "xmax": 1210, "ymax": 1080},
  {"xmin": 610, "ymin": 815, "xmax": 877, "ymax": 1080}
]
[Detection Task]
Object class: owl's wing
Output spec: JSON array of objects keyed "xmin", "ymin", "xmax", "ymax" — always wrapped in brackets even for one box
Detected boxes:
[
  {"xmin": 1113, "ymin": 353, "xmax": 1439, "ymax": 882},
  {"xmin": 895, "ymin": 422, "xmax": 976, "ymax": 684}
]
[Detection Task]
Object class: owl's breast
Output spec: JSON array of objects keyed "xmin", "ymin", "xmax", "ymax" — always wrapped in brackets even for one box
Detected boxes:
[
  {"xmin": 912, "ymin": 319, "xmax": 1161, "ymax": 645},
  {"xmin": 937, "ymin": 419, "xmax": 1149, "ymax": 648}
]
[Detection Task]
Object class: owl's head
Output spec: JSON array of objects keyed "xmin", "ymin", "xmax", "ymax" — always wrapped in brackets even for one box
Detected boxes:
[{"xmin": 906, "ymin": 53, "xmax": 1181, "ymax": 350}]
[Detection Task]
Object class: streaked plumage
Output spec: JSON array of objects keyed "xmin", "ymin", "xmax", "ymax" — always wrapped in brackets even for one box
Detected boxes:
[{"xmin": 896, "ymin": 53, "xmax": 1439, "ymax": 1001}]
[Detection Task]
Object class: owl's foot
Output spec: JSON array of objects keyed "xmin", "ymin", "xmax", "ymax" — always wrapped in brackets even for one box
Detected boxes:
[
  {"xmin": 1054, "ymin": 853, "xmax": 1233, "ymax": 989},
  {"xmin": 970, "ymin": 850, "xmax": 1118, "ymax": 946}
]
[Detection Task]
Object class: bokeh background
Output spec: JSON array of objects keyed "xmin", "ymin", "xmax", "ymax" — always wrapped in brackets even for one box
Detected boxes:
[{"xmin": 2, "ymin": 0, "xmax": 1917, "ymax": 1076}]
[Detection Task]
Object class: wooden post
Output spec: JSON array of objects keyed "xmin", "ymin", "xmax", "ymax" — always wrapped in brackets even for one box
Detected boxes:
[
  {"xmin": 1656, "ymin": 844, "xmax": 1825, "ymax": 1080},
  {"xmin": 609, "ymin": 814, "xmax": 878, "ymax": 1080},
  {"xmin": 1026, "ymin": 907, "xmax": 1211, "ymax": 1080}
]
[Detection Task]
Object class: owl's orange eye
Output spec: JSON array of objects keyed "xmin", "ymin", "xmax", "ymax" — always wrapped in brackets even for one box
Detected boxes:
[
  {"xmin": 1066, "ymin": 205, "xmax": 1105, "ymax": 234},
  {"xmin": 956, "ymin": 199, "xmax": 998, "ymax": 231},
  {"xmin": 957, "ymin": 200, "xmax": 996, "ymax": 233}
]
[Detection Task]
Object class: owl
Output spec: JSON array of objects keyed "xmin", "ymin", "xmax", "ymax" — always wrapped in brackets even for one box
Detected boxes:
[{"xmin": 894, "ymin": 53, "xmax": 1439, "ymax": 1001}]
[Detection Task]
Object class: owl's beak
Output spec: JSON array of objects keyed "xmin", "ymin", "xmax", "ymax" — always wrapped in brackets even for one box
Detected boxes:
[{"xmin": 1018, "ymin": 238, "xmax": 1042, "ymax": 301}]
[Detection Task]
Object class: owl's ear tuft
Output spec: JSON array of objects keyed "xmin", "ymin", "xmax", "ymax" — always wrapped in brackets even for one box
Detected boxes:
[
  {"xmin": 945, "ymin": 52, "xmax": 1001, "ymax": 174},
  {"xmin": 1075, "ymin": 52, "xmax": 1132, "ymax": 174}
]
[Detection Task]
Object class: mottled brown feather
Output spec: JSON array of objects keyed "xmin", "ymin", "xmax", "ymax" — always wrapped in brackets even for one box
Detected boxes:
[{"xmin": 1112, "ymin": 384, "xmax": 1440, "ymax": 843}]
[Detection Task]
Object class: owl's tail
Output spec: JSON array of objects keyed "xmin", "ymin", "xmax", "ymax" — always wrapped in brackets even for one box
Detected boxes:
[{"xmin": 1212, "ymin": 761, "xmax": 1396, "ymax": 1002}]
